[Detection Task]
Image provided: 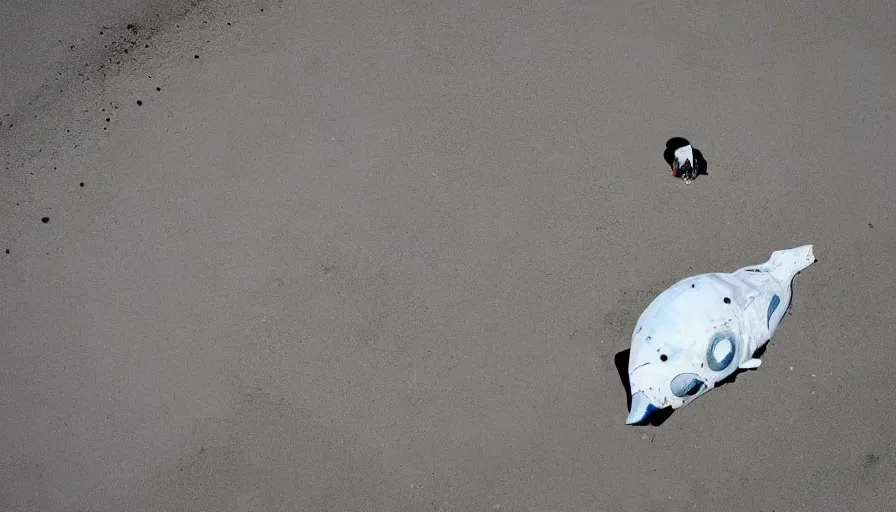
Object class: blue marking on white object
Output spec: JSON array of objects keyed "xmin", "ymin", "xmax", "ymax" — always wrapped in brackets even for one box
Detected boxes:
[
  {"xmin": 707, "ymin": 331, "xmax": 737, "ymax": 371},
  {"xmin": 767, "ymin": 295, "xmax": 781, "ymax": 327}
]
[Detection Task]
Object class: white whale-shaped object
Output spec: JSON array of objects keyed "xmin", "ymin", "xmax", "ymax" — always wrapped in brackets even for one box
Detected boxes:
[{"xmin": 625, "ymin": 245, "xmax": 816, "ymax": 424}]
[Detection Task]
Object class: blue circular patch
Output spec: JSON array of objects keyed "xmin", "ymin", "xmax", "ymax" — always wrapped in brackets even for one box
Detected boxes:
[{"xmin": 707, "ymin": 330, "xmax": 737, "ymax": 371}]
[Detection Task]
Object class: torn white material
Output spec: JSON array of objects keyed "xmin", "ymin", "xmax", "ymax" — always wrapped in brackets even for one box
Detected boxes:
[
  {"xmin": 625, "ymin": 245, "xmax": 817, "ymax": 424},
  {"xmin": 672, "ymin": 144, "xmax": 695, "ymax": 184},
  {"xmin": 673, "ymin": 144, "xmax": 693, "ymax": 167}
]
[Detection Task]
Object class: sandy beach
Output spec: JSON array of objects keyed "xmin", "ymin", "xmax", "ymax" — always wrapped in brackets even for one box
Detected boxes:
[{"xmin": 2, "ymin": 1, "xmax": 895, "ymax": 510}]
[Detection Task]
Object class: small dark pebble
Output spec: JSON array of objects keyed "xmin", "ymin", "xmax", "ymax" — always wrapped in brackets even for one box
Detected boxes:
[
  {"xmin": 41, "ymin": 217, "xmax": 49, "ymax": 224},
  {"xmin": 106, "ymin": 117, "xmax": 110, "ymax": 122},
  {"xmin": 194, "ymin": 54, "xmax": 199, "ymax": 59},
  {"xmin": 80, "ymin": 182, "xmax": 85, "ymax": 187},
  {"xmin": 868, "ymin": 223, "xmax": 873, "ymax": 229},
  {"xmin": 723, "ymin": 297, "xmax": 731, "ymax": 304},
  {"xmin": 156, "ymin": 87, "xmax": 161, "ymax": 91},
  {"xmin": 660, "ymin": 354, "xmax": 668, "ymax": 362},
  {"xmin": 227, "ymin": 22, "xmax": 231, "ymax": 26},
  {"xmin": 136, "ymin": 100, "xmax": 142, "ymax": 106},
  {"xmin": 127, "ymin": 24, "xmax": 134, "ymax": 29},
  {"xmin": 5, "ymin": 249, "xmax": 9, "ymax": 254}
]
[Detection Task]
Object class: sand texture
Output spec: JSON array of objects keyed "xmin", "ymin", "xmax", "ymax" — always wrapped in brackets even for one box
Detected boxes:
[{"xmin": 2, "ymin": 1, "xmax": 895, "ymax": 511}]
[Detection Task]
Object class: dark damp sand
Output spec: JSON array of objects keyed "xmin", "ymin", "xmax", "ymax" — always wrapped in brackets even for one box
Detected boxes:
[{"xmin": 2, "ymin": 1, "xmax": 895, "ymax": 511}]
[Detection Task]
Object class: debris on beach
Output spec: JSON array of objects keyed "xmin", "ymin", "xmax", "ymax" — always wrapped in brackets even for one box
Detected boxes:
[
  {"xmin": 672, "ymin": 145, "xmax": 695, "ymax": 181},
  {"xmin": 625, "ymin": 245, "xmax": 817, "ymax": 425},
  {"xmin": 664, "ymin": 137, "xmax": 708, "ymax": 184}
]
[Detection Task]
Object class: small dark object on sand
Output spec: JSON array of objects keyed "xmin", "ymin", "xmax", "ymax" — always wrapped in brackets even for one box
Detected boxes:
[{"xmin": 663, "ymin": 137, "xmax": 708, "ymax": 184}]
